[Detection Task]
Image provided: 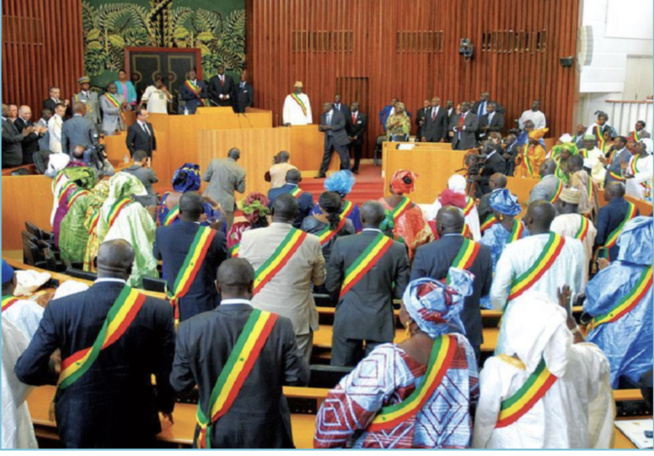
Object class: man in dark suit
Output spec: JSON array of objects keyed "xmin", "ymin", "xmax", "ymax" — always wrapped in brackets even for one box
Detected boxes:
[
  {"xmin": 449, "ymin": 101, "xmax": 479, "ymax": 150},
  {"xmin": 595, "ymin": 182, "xmax": 640, "ymax": 262},
  {"xmin": 234, "ymin": 72, "xmax": 254, "ymax": 113},
  {"xmin": 208, "ymin": 65, "xmax": 235, "ymax": 108},
  {"xmin": 326, "ymin": 201, "xmax": 410, "ymax": 366},
  {"xmin": 15, "ymin": 105, "xmax": 45, "ymax": 164},
  {"xmin": 347, "ymin": 102, "xmax": 367, "ymax": 174},
  {"xmin": 179, "ymin": 69, "xmax": 208, "ymax": 114},
  {"xmin": 472, "ymin": 91, "xmax": 505, "ymax": 117},
  {"xmin": 154, "ymin": 192, "xmax": 227, "ymax": 322},
  {"xmin": 62, "ymin": 102, "xmax": 96, "ymax": 154},
  {"xmin": 126, "ymin": 107, "xmax": 156, "ymax": 158},
  {"xmin": 2, "ymin": 104, "xmax": 31, "ymax": 168},
  {"xmin": 43, "ymin": 86, "xmax": 71, "ymax": 118},
  {"xmin": 478, "ymin": 173, "xmax": 507, "ymax": 223},
  {"xmin": 444, "ymin": 100, "xmax": 455, "ymax": 143},
  {"xmin": 421, "ymin": 96, "xmax": 449, "ymax": 143},
  {"xmin": 332, "ymin": 94, "xmax": 350, "ymax": 118},
  {"xmin": 170, "ymin": 258, "xmax": 309, "ymax": 448},
  {"xmin": 415, "ymin": 99, "xmax": 430, "ymax": 139},
  {"xmin": 411, "ymin": 206, "xmax": 492, "ymax": 361},
  {"xmin": 268, "ymin": 169, "xmax": 314, "ymax": 228},
  {"xmin": 317, "ymin": 102, "xmax": 350, "ymax": 178},
  {"xmin": 15, "ymin": 240, "xmax": 175, "ymax": 448},
  {"xmin": 478, "ymin": 102, "xmax": 505, "ymax": 140},
  {"xmin": 478, "ymin": 137, "xmax": 507, "ymax": 194},
  {"xmin": 501, "ymin": 133, "xmax": 519, "ymax": 176}
]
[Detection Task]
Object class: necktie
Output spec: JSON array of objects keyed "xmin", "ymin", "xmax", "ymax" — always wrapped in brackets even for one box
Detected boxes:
[
  {"xmin": 431, "ymin": 108, "xmax": 436, "ymax": 121},
  {"xmin": 352, "ymin": 113, "xmax": 356, "ymax": 124},
  {"xmin": 141, "ymin": 123, "xmax": 149, "ymax": 136},
  {"xmin": 220, "ymin": 76, "xmax": 224, "ymax": 87},
  {"xmin": 327, "ymin": 113, "xmax": 332, "ymax": 125},
  {"xmin": 458, "ymin": 113, "xmax": 465, "ymax": 128},
  {"xmin": 478, "ymin": 102, "xmax": 484, "ymax": 117}
]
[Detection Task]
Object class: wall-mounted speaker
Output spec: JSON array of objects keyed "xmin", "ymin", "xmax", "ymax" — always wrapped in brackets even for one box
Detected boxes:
[{"xmin": 560, "ymin": 56, "xmax": 574, "ymax": 67}]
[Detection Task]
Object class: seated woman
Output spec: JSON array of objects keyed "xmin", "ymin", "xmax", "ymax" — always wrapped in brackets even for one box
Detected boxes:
[
  {"xmin": 425, "ymin": 174, "xmax": 481, "ymax": 241},
  {"xmin": 473, "ymin": 290, "xmax": 613, "ymax": 449},
  {"xmin": 159, "ymin": 163, "xmax": 224, "ymax": 231},
  {"xmin": 226, "ymin": 192, "xmax": 270, "ymax": 257},
  {"xmin": 379, "ymin": 170, "xmax": 433, "ymax": 260},
  {"xmin": 314, "ymin": 271, "xmax": 478, "ymax": 449},
  {"xmin": 311, "ymin": 170, "xmax": 362, "ymax": 232},
  {"xmin": 302, "ymin": 191, "xmax": 355, "ymax": 263}
]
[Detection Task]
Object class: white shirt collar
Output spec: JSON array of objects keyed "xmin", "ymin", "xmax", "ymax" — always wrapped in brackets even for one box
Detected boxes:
[
  {"xmin": 221, "ymin": 299, "xmax": 251, "ymax": 306},
  {"xmin": 362, "ymin": 228, "xmax": 382, "ymax": 233},
  {"xmin": 94, "ymin": 278, "xmax": 127, "ymax": 285}
]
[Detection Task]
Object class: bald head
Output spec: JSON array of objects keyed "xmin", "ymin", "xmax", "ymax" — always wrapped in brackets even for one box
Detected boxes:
[
  {"xmin": 569, "ymin": 154, "xmax": 584, "ymax": 172},
  {"xmin": 179, "ymin": 191, "xmax": 204, "ymax": 221},
  {"xmin": 1, "ymin": 104, "xmax": 8, "ymax": 117},
  {"xmin": 285, "ymin": 168, "xmax": 302, "ymax": 184},
  {"xmin": 73, "ymin": 102, "xmax": 86, "ymax": 115},
  {"xmin": 216, "ymin": 258, "xmax": 255, "ymax": 299},
  {"xmin": 604, "ymin": 181, "xmax": 626, "ymax": 201},
  {"xmin": 436, "ymin": 206, "xmax": 465, "ymax": 236},
  {"xmin": 489, "ymin": 173, "xmax": 507, "ymax": 190},
  {"xmin": 360, "ymin": 201, "xmax": 385, "ymax": 228},
  {"xmin": 97, "ymin": 240, "xmax": 135, "ymax": 279},
  {"xmin": 272, "ymin": 194, "xmax": 299, "ymax": 223},
  {"xmin": 540, "ymin": 159, "xmax": 557, "ymax": 177},
  {"xmin": 228, "ymin": 148, "xmax": 241, "ymax": 160},
  {"xmin": 524, "ymin": 201, "xmax": 556, "ymax": 234}
]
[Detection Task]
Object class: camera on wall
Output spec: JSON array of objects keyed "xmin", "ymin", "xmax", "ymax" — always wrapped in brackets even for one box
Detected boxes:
[{"xmin": 459, "ymin": 38, "xmax": 474, "ymax": 59}]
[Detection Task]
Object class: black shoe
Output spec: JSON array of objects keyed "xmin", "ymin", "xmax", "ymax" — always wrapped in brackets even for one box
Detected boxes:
[
  {"xmin": 351, "ymin": 168, "xmax": 359, "ymax": 174},
  {"xmin": 315, "ymin": 174, "xmax": 326, "ymax": 179}
]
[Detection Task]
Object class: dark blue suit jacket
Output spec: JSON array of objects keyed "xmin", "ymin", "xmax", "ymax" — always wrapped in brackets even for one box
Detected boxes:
[
  {"xmin": 410, "ymin": 234, "xmax": 492, "ymax": 360},
  {"xmin": 595, "ymin": 197, "xmax": 640, "ymax": 261},
  {"xmin": 15, "ymin": 281, "xmax": 175, "ymax": 448},
  {"xmin": 154, "ymin": 221, "xmax": 227, "ymax": 321},
  {"xmin": 268, "ymin": 183, "xmax": 315, "ymax": 228},
  {"xmin": 180, "ymin": 80, "xmax": 208, "ymax": 114}
]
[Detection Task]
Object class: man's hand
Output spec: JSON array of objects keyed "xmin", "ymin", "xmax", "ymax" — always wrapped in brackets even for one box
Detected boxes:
[
  {"xmin": 557, "ymin": 285, "xmax": 573, "ymax": 317},
  {"xmin": 160, "ymin": 412, "xmax": 174, "ymax": 426},
  {"xmin": 64, "ymin": 99, "xmax": 70, "ymax": 107},
  {"xmin": 421, "ymin": 136, "xmax": 427, "ymax": 142}
]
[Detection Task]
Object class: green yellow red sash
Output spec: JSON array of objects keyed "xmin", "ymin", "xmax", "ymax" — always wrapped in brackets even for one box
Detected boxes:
[
  {"xmin": 633, "ymin": 130, "xmax": 641, "ymax": 142},
  {"xmin": 58, "ymin": 286, "xmax": 146, "ymax": 390},
  {"xmin": 229, "ymin": 243, "xmax": 240, "ymax": 258},
  {"xmin": 57, "ymin": 181, "xmax": 77, "ymax": 207},
  {"xmin": 1, "ymin": 295, "xmax": 19, "ymax": 313},
  {"xmin": 106, "ymin": 197, "xmax": 132, "ymax": 230},
  {"xmin": 253, "ymin": 228, "xmax": 307, "ymax": 295},
  {"xmin": 67, "ymin": 188, "xmax": 89, "ymax": 207},
  {"xmin": 105, "ymin": 92, "xmax": 121, "ymax": 108},
  {"xmin": 523, "ymin": 145, "xmax": 534, "ymax": 176},
  {"xmin": 508, "ymin": 220, "xmax": 525, "ymax": 244},
  {"xmin": 595, "ymin": 125, "xmax": 605, "ymax": 151},
  {"xmin": 196, "ymin": 309, "xmax": 278, "ymax": 449},
  {"xmin": 481, "ymin": 215, "xmax": 498, "ymax": 232},
  {"xmin": 340, "ymin": 233, "xmax": 394, "ymax": 299},
  {"xmin": 291, "ymin": 93, "xmax": 307, "ymax": 116},
  {"xmin": 587, "ymin": 177, "xmax": 595, "ymax": 201},
  {"xmin": 630, "ymin": 155, "xmax": 640, "ymax": 176},
  {"xmin": 604, "ymin": 202, "xmax": 637, "ymax": 250},
  {"xmin": 549, "ymin": 179, "xmax": 563, "ymax": 203},
  {"xmin": 87, "ymin": 208, "xmax": 100, "ymax": 234},
  {"xmin": 163, "ymin": 205, "xmax": 180, "ymax": 226},
  {"xmin": 589, "ymin": 266, "xmax": 652, "ymax": 331},
  {"xmin": 185, "ymin": 80, "xmax": 206, "ymax": 106},
  {"xmin": 317, "ymin": 217, "xmax": 347, "ymax": 246},
  {"xmin": 392, "ymin": 196, "xmax": 411, "ymax": 222},
  {"xmin": 462, "ymin": 224, "xmax": 472, "ymax": 238},
  {"xmin": 574, "ymin": 216, "xmax": 590, "ymax": 241},
  {"xmin": 289, "ymin": 186, "xmax": 304, "ymax": 199},
  {"xmin": 608, "ymin": 170, "xmax": 626, "ymax": 182},
  {"xmin": 166, "ymin": 226, "xmax": 217, "ymax": 318},
  {"xmin": 446, "ymin": 238, "xmax": 480, "ymax": 284},
  {"xmin": 508, "ymin": 233, "xmax": 566, "ymax": 301},
  {"xmin": 495, "ymin": 358, "xmax": 558, "ymax": 428},
  {"xmin": 52, "ymin": 171, "xmax": 67, "ymax": 194},
  {"xmin": 368, "ymin": 334, "xmax": 457, "ymax": 431},
  {"xmin": 340, "ymin": 200, "xmax": 354, "ymax": 219},
  {"xmin": 462, "ymin": 197, "xmax": 475, "ymax": 216}
]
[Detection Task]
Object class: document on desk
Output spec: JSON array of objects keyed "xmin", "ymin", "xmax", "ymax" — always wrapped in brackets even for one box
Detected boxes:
[{"xmin": 615, "ymin": 419, "xmax": 653, "ymax": 449}]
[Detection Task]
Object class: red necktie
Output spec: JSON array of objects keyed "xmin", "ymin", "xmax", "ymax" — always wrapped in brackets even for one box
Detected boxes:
[
  {"xmin": 220, "ymin": 76, "xmax": 224, "ymax": 87},
  {"xmin": 458, "ymin": 113, "xmax": 465, "ymax": 128},
  {"xmin": 431, "ymin": 109, "xmax": 436, "ymax": 121},
  {"xmin": 352, "ymin": 113, "xmax": 356, "ymax": 124}
]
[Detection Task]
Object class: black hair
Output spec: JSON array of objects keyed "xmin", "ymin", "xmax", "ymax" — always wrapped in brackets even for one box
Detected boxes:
[{"xmin": 319, "ymin": 192, "xmax": 343, "ymax": 230}]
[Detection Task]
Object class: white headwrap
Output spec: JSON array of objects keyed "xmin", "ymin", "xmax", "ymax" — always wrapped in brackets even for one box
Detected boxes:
[
  {"xmin": 447, "ymin": 174, "xmax": 467, "ymax": 195},
  {"xmin": 640, "ymin": 138, "xmax": 653, "ymax": 155},
  {"xmin": 559, "ymin": 133, "xmax": 573, "ymax": 143}
]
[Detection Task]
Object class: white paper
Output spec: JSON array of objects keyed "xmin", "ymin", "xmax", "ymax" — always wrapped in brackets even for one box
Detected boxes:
[{"xmin": 615, "ymin": 419, "xmax": 654, "ymax": 449}]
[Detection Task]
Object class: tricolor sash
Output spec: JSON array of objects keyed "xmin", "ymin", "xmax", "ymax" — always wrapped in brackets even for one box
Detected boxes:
[
  {"xmin": 633, "ymin": 130, "xmax": 641, "ymax": 142},
  {"xmin": 253, "ymin": 228, "xmax": 307, "ymax": 295},
  {"xmin": 508, "ymin": 233, "xmax": 566, "ymax": 302},
  {"xmin": 608, "ymin": 170, "xmax": 626, "ymax": 183},
  {"xmin": 549, "ymin": 179, "xmax": 563, "ymax": 204},
  {"xmin": 57, "ymin": 181, "xmax": 77, "ymax": 207},
  {"xmin": 58, "ymin": 286, "xmax": 146, "ymax": 390},
  {"xmin": 289, "ymin": 187, "xmax": 304, "ymax": 199},
  {"xmin": 447, "ymin": 239, "xmax": 480, "ymax": 284},
  {"xmin": 196, "ymin": 309, "xmax": 278, "ymax": 449},
  {"xmin": 166, "ymin": 226, "xmax": 217, "ymax": 318},
  {"xmin": 495, "ymin": 358, "xmax": 558, "ymax": 428},
  {"xmin": 106, "ymin": 197, "xmax": 132, "ymax": 231},
  {"xmin": 523, "ymin": 146, "xmax": 534, "ymax": 176},
  {"xmin": 185, "ymin": 80, "xmax": 206, "ymax": 106},
  {"xmin": 317, "ymin": 217, "xmax": 347, "ymax": 246},
  {"xmin": 602, "ymin": 202, "xmax": 637, "ymax": 251},
  {"xmin": 87, "ymin": 208, "xmax": 100, "ymax": 234},
  {"xmin": 507, "ymin": 219, "xmax": 525, "ymax": 244},
  {"xmin": 291, "ymin": 93, "xmax": 307, "ymax": 116},
  {"xmin": 595, "ymin": 125, "xmax": 605, "ymax": 151},
  {"xmin": 481, "ymin": 215, "xmax": 498, "ymax": 232},
  {"xmin": 462, "ymin": 224, "xmax": 472, "ymax": 239},
  {"xmin": 163, "ymin": 205, "xmax": 180, "ymax": 227},
  {"xmin": 574, "ymin": 216, "xmax": 590, "ymax": 241},
  {"xmin": 368, "ymin": 334, "xmax": 457, "ymax": 431},
  {"xmin": 340, "ymin": 200, "xmax": 354, "ymax": 219},
  {"xmin": 105, "ymin": 92, "xmax": 121, "ymax": 108},
  {"xmin": 340, "ymin": 233, "xmax": 394, "ymax": 299},
  {"xmin": 462, "ymin": 197, "xmax": 475, "ymax": 216},
  {"xmin": 589, "ymin": 266, "xmax": 653, "ymax": 330},
  {"xmin": 391, "ymin": 196, "xmax": 411, "ymax": 222},
  {"xmin": 229, "ymin": 243, "xmax": 240, "ymax": 258},
  {"xmin": 1, "ymin": 295, "xmax": 19, "ymax": 313},
  {"xmin": 52, "ymin": 170, "xmax": 67, "ymax": 193},
  {"xmin": 67, "ymin": 188, "xmax": 89, "ymax": 207}
]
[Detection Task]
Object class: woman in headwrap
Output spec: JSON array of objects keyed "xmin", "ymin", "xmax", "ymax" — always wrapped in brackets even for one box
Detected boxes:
[
  {"xmin": 385, "ymin": 102, "xmax": 410, "ymax": 140},
  {"xmin": 583, "ymin": 216, "xmax": 653, "ymax": 388},
  {"xmin": 314, "ymin": 271, "xmax": 478, "ymax": 449},
  {"xmin": 310, "ymin": 170, "xmax": 362, "ymax": 232},
  {"xmin": 380, "ymin": 169, "xmax": 434, "ymax": 260},
  {"xmin": 226, "ymin": 192, "xmax": 270, "ymax": 257},
  {"xmin": 50, "ymin": 167, "xmax": 98, "ymax": 247},
  {"xmin": 302, "ymin": 191, "xmax": 355, "ymax": 263},
  {"xmin": 82, "ymin": 181, "xmax": 110, "ymax": 272},
  {"xmin": 59, "ymin": 184, "xmax": 97, "ymax": 265},
  {"xmin": 473, "ymin": 290, "xmax": 613, "ymax": 449},
  {"xmin": 158, "ymin": 163, "xmax": 224, "ymax": 230},
  {"xmin": 426, "ymin": 174, "xmax": 481, "ymax": 241},
  {"xmin": 515, "ymin": 128, "xmax": 548, "ymax": 179},
  {"xmin": 549, "ymin": 142, "xmax": 578, "ymax": 184}
]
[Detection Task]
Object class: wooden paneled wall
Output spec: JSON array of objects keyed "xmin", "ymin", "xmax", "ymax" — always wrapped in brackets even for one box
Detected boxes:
[
  {"xmin": 2, "ymin": 0, "xmax": 84, "ymax": 114},
  {"xmin": 246, "ymin": 0, "xmax": 580, "ymax": 156}
]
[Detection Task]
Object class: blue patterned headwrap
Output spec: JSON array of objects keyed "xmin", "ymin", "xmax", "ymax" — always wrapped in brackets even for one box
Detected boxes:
[
  {"xmin": 490, "ymin": 189, "xmax": 522, "ymax": 216},
  {"xmin": 324, "ymin": 170, "xmax": 355, "ymax": 196},
  {"xmin": 172, "ymin": 163, "xmax": 201, "ymax": 192},
  {"xmin": 617, "ymin": 216, "xmax": 653, "ymax": 266}
]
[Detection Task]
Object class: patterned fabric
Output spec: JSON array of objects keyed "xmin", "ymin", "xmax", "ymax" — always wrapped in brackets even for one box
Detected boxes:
[
  {"xmin": 157, "ymin": 192, "xmax": 222, "ymax": 228},
  {"xmin": 314, "ymin": 336, "xmax": 479, "ymax": 449},
  {"xmin": 379, "ymin": 198, "xmax": 434, "ymax": 260},
  {"xmin": 514, "ymin": 143, "xmax": 546, "ymax": 179}
]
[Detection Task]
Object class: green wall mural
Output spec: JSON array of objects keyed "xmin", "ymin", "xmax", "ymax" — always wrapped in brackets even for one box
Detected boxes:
[{"xmin": 82, "ymin": 0, "xmax": 245, "ymax": 87}]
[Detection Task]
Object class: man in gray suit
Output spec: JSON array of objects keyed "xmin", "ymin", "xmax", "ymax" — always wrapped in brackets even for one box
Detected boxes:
[
  {"xmin": 326, "ymin": 201, "xmax": 410, "ymax": 366},
  {"xmin": 449, "ymin": 101, "xmax": 479, "ymax": 150},
  {"xmin": 317, "ymin": 102, "xmax": 350, "ymax": 178},
  {"xmin": 529, "ymin": 159, "xmax": 562, "ymax": 204},
  {"xmin": 73, "ymin": 76, "xmax": 100, "ymax": 129},
  {"xmin": 202, "ymin": 147, "xmax": 246, "ymax": 229},
  {"xmin": 61, "ymin": 102, "xmax": 96, "ymax": 154}
]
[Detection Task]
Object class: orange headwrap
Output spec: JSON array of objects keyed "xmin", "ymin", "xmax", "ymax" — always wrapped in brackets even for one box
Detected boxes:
[
  {"xmin": 529, "ymin": 128, "xmax": 548, "ymax": 141},
  {"xmin": 390, "ymin": 169, "xmax": 418, "ymax": 194}
]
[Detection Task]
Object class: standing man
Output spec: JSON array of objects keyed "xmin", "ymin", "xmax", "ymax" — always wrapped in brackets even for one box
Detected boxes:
[
  {"xmin": 126, "ymin": 108, "xmax": 156, "ymax": 158},
  {"xmin": 326, "ymin": 201, "xmax": 410, "ymax": 366},
  {"xmin": 528, "ymin": 159, "xmax": 563, "ymax": 204},
  {"xmin": 586, "ymin": 111, "xmax": 614, "ymax": 144},
  {"xmin": 15, "ymin": 105, "xmax": 45, "ymax": 164},
  {"xmin": 332, "ymin": 94, "xmax": 350, "ymax": 118},
  {"xmin": 268, "ymin": 168, "xmax": 315, "ymax": 228},
  {"xmin": 140, "ymin": 75, "xmax": 172, "ymax": 114},
  {"xmin": 630, "ymin": 120, "xmax": 651, "ymax": 141},
  {"xmin": 378, "ymin": 97, "xmax": 398, "ymax": 133},
  {"xmin": 266, "ymin": 150, "xmax": 298, "ymax": 189},
  {"xmin": 36, "ymin": 108, "xmax": 53, "ymax": 151},
  {"xmin": 472, "ymin": 91, "xmax": 490, "ymax": 118},
  {"xmin": 317, "ymin": 102, "xmax": 350, "ymax": 178},
  {"xmin": 449, "ymin": 101, "xmax": 478, "ymax": 150},
  {"xmin": 170, "ymin": 259, "xmax": 309, "ymax": 448},
  {"xmin": 124, "ymin": 150, "xmax": 158, "ymax": 206},
  {"xmin": 73, "ymin": 76, "xmax": 100, "ymax": 129},
  {"xmin": 62, "ymin": 102, "xmax": 96, "ymax": 154},
  {"xmin": 15, "ymin": 240, "xmax": 175, "ymax": 448},
  {"xmin": 282, "ymin": 81, "xmax": 313, "ymax": 126},
  {"xmin": 478, "ymin": 173, "xmax": 507, "ymax": 224},
  {"xmin": 180, "ymin": 69, "xmax": 208, "ymax": 114},
  {"xmin": 202, "ymin": 147, "xmax": 246, "ymax": 229},
  {"xmin": 234, "ymin": 71, "xmax": 254, "ymax": 113},
  {"xmin": 154, "ymin": 192, "xmax": 227, "ymax": 322},
  {"xmin": 208, "ymin": 65, "xmax": 235, "ymax": 108},
  {"xmin": 518, "ymin": 99, "xmax": 547, "ymax": 130},
  {"xmin": 2, "ymin": 104, "xmax": 33, "ymax": 167},
  {"xmin": 411, "ymin": 206, "xmax": 492, "ymax": 360},
  {"xmin": 239, "ymin": 195, "xmax": 326, "ymax": 362},
  {"xmin": 572, "ymin": 124, "xmax": 587, "ymax": 150},
  {"xmin": 501, "ymin": 133, "xmax": 519, "ymax": 176},
  {"xmin": 43, "ymin": 87, "xmax": 70, "ymax": 116},
  {"xmin": 421, "ymin": 96, "xmax": 449, "ymax": 143},
  {"xmin": 478, "ymin": 102, "xmax": 505, "ymax": 140},
  {"xmin": 595, "ymin": 182, "xmax": 639, "ymax": 263},
  {"xmin": 100, "ymin": 83, "xmax": 126, "ymax": 136},
  {"xmin": 48, "ymin": 103, "xmax": 66, "ymax": 153},
  {"xmin": 605, "ymin": 136, "xmax": 631, "ymax": 186},
  {"xmin": 348, "ymin": 102, "xmax": 367, "ymax": 174},
  {"xmin": 415, "ymin": 99, "xmax": 430, "ymax": 139}
]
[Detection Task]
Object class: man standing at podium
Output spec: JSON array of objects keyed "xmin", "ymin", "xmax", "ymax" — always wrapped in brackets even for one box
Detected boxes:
[
  {"xmin": 282, "ymin": 81, "xmax": 312, "ymax": 126},
  {"xmin": 317, "ymin": 102, "xmax": 350, "ymax": 178},
  {"xmin": 208, "ymin": 65, "xmax": 235, "ymax": 108}
]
